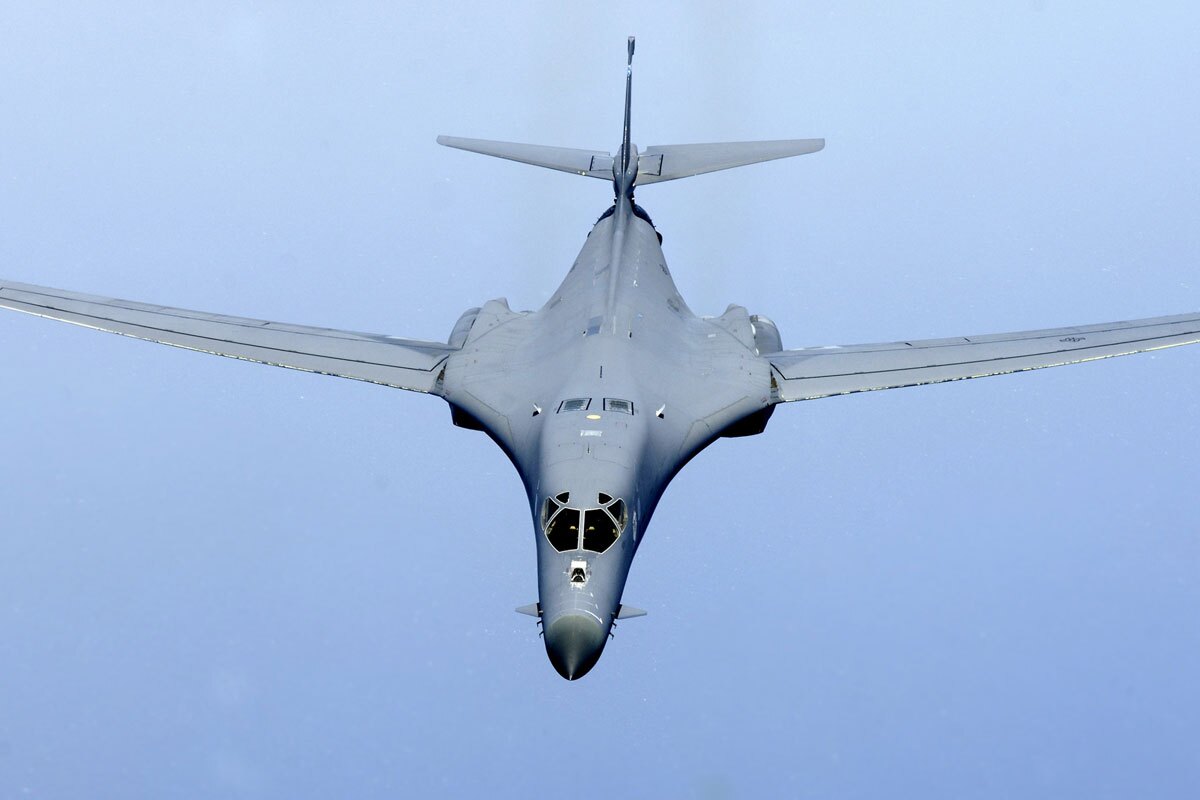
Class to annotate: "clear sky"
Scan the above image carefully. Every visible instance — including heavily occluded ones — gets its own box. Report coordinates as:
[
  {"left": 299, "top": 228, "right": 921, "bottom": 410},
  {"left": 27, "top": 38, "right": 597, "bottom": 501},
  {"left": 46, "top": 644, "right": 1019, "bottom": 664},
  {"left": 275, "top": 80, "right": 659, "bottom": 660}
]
[{"left": 2, "top": 3, "right": 1198, "bottom": 798}]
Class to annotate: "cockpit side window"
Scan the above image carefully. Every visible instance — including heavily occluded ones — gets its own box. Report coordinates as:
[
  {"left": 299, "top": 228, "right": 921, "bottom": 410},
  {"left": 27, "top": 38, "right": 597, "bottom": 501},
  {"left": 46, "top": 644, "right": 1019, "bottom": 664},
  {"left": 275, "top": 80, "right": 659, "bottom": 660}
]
[
  {"left": 610, "top": 499, "right": 627, "bottom": 529},
  {"left": 542, "top": 497, "right": 560, "bottom": 528}
]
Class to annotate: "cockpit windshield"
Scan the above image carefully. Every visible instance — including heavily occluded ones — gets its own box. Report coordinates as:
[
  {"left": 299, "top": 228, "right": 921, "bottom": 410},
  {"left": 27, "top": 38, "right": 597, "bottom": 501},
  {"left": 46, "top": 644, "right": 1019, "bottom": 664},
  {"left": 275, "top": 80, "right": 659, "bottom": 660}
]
[
  {"left": 582, "top": 509, "right": 619, "bottom": 552},
  {"left": 542, "top": 493, "right": 627, "bottom": 554},
  {"left": 546, "top": 508, "right": 580, "bottom": 552}
]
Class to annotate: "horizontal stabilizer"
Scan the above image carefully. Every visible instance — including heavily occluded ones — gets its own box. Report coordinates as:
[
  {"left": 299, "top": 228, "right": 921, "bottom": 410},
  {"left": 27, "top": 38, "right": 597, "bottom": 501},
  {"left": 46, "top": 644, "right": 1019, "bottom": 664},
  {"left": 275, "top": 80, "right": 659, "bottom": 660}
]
[
  {"left": 638, "top": 139, "right": 825, "bottom": 184},
  {"left": 437, "top": 136, "right": 613, "bottom": 179}
]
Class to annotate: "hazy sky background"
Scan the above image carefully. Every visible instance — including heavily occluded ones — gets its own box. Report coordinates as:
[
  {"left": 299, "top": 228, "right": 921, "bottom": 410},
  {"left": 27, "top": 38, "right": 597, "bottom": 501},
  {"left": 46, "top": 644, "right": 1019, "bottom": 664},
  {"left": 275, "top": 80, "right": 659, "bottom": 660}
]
[{"left": 2, "top": 3, "right": 1198, "bottom": 797}]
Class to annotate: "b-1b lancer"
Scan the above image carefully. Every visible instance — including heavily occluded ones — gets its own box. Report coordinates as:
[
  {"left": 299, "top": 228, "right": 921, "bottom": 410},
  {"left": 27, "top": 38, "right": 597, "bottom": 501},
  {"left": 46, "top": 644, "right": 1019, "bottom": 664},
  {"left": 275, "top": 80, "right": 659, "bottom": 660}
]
[{"left": 3, "top": 39, "right": 1199, "bottom": 680}]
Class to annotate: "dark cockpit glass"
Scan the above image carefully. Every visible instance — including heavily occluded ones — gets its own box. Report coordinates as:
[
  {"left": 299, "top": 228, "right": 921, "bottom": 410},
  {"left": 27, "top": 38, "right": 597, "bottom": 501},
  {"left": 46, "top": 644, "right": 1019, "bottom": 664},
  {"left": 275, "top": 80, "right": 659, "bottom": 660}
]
[
  {"left": 542, "top": 493, "right": 627, "bottom": 554},
  {"left": 542, "top": 497, "right": 560, "bottom": 528},
  {"left": 546, "top": 508, "right": 581, "bottom": 552},
  {"left": 582, "top": 509, "right": 619, "bottom": 553},
  {"left": 609, "top": 499, "right": 627, "bottom": 529}
]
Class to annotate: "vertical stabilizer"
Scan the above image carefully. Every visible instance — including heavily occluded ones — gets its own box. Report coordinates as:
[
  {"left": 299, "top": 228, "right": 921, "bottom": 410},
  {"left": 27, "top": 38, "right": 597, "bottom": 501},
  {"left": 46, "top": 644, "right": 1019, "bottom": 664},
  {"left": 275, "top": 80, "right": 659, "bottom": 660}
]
[
  {"left": 614, "top": 36, "right": 638, "bottom": 198},
  {"left": 622, "top": 37, "right": 635, "bottom": 177}
]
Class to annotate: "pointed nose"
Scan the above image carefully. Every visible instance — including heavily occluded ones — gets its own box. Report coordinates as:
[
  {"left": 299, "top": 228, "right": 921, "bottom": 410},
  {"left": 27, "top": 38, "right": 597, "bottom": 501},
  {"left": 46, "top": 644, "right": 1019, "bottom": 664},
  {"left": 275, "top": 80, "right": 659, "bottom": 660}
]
[{"left": 544, "top": 614, "right": 607, "bottom": 680}]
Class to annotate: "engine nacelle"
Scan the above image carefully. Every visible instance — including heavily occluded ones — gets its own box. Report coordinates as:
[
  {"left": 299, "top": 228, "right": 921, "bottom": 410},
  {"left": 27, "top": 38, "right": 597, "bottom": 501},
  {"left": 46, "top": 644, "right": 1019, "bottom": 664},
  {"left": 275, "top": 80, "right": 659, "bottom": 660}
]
[
  {"left": 749, "top": 314, "right": 782, "bottom": 355},
  {"left": 447, "top": 306, "right": 481, "bottom": 348}
]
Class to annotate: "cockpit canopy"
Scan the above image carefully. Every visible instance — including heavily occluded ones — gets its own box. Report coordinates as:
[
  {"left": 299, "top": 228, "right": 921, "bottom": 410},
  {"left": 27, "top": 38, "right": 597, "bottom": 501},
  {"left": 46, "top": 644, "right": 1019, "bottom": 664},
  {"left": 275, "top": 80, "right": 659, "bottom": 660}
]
[{"left": 542, "top": 491, "right": 627, "bottom": 554}]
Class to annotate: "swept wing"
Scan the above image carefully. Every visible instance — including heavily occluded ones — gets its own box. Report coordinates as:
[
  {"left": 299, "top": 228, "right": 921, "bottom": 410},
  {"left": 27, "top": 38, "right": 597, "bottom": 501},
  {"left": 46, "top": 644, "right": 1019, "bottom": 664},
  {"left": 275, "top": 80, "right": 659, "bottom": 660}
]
[
  {"left": 768, "top": 312, "right": 1200, "bottom": 402},
  {"left": 0, "top": 279, "right": 454, "bottom": 394}
]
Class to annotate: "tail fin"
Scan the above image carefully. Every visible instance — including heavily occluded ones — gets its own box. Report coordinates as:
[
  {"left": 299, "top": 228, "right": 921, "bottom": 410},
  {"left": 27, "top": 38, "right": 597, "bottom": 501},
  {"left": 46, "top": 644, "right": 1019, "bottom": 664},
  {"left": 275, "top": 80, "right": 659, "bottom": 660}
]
[
  {"left": 436, "top": 38, "right": 823, "bottom": 189},
  {"left": 617, "top": 36, "right": 635, "bottom": 191}
]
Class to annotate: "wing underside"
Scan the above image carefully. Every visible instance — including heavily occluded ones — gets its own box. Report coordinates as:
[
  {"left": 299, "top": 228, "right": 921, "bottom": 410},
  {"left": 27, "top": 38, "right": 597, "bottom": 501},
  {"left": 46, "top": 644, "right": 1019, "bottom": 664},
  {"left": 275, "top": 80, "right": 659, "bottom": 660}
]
[
  {"left": 0, "top": 279, "right": 454, "bottom": 393},
  {"left": 768, "top": 312, "right": 1200, "bottom": 402}
]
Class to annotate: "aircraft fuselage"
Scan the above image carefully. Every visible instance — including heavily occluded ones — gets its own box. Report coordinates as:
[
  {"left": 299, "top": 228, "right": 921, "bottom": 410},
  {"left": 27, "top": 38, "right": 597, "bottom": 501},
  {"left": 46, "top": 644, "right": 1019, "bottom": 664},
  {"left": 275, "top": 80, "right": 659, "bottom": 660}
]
[{"left": 441, "top": 196, "right": 776, "bottom": 678}]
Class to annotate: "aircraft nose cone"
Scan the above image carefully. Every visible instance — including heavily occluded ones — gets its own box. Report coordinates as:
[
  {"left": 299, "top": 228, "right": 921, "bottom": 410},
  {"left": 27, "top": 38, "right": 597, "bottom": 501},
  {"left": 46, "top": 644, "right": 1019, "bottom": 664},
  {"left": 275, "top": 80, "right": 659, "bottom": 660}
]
[{"left": 544, "top": 614, "right": 607, "bottom": 680}]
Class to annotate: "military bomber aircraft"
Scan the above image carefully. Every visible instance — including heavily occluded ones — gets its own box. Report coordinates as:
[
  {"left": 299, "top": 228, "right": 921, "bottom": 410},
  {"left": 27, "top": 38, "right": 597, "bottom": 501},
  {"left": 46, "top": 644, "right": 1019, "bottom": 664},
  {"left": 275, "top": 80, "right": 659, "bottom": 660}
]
[{"left": 3, "top": 39, "right": 1199, "bottom": 679}]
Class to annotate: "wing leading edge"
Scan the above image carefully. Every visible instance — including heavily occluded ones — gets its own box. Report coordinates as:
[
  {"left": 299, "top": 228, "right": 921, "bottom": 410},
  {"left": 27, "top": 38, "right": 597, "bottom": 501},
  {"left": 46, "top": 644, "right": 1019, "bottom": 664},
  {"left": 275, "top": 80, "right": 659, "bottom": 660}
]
[
  {"left": 0, "top": 279, "right": 455, "bottom": 394},
  {"left": 768, "top": 312, "right": 1200, "bottom": 402}
]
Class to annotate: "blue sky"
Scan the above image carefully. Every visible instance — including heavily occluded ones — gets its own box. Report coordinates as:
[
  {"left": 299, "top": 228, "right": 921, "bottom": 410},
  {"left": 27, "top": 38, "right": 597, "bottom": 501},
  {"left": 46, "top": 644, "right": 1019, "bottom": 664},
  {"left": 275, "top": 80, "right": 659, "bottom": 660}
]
[{"left": 2, "top": 3, "right": 1198, "bottom": 797}]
